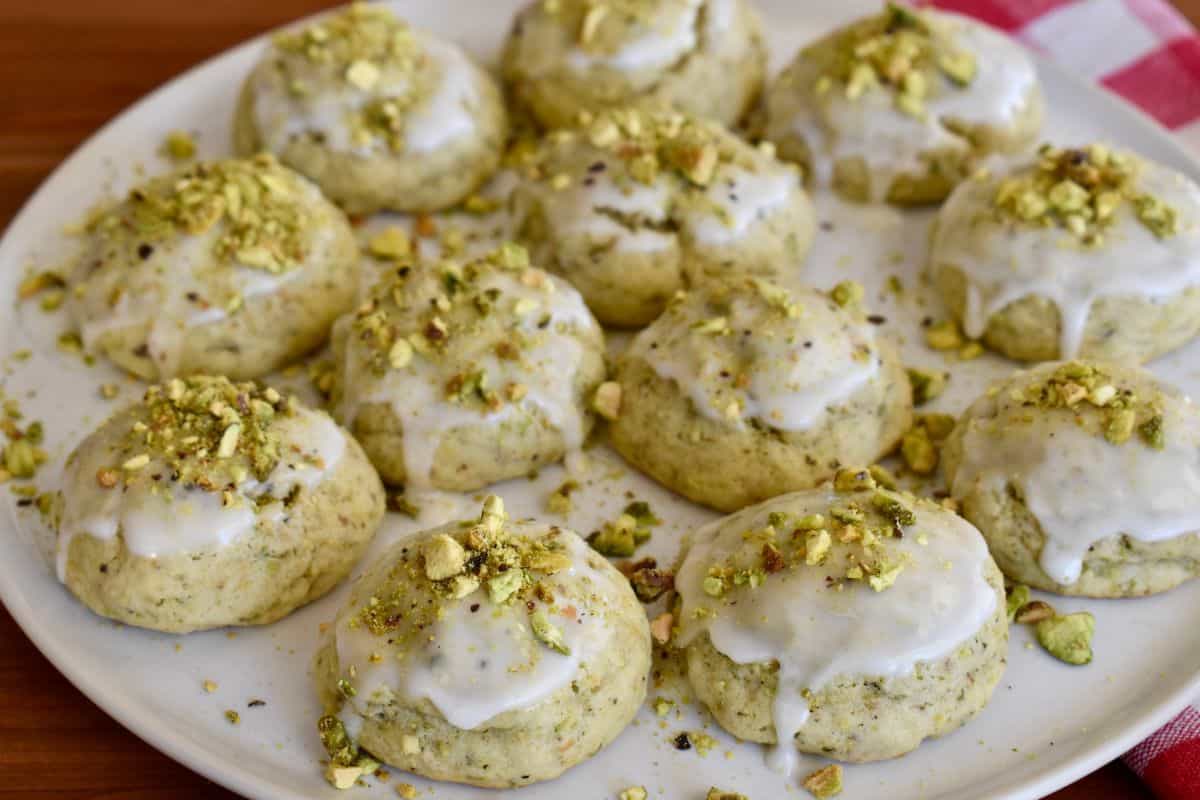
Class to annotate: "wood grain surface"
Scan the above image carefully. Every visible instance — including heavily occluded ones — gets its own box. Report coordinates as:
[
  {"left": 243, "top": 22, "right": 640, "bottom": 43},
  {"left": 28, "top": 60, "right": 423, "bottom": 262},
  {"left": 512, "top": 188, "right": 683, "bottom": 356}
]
[{"left": 3, "top": 2, "right": 1199, "bottom": 798}]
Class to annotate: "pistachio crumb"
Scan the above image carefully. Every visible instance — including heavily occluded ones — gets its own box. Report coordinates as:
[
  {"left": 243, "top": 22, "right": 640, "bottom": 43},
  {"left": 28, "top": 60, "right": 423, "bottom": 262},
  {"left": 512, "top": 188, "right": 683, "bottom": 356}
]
[
  {"left": 592, "top": 381, "right": 622, "bottom": 421},
  {"left": 162, "top": 130, "right": 197, "bottom": 161},
  {"left": 1035, "top": 612, "right": 1095, "bottom": 665},
  {"left": 802, "top": 764, "right": 844, "bottom": 798}
]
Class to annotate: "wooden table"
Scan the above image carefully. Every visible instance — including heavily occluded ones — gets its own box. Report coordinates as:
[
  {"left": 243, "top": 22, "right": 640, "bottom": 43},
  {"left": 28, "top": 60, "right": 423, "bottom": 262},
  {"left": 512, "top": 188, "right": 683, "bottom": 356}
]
[{"left": 2, "top": 2, "right": 1199, "bottom": 797}]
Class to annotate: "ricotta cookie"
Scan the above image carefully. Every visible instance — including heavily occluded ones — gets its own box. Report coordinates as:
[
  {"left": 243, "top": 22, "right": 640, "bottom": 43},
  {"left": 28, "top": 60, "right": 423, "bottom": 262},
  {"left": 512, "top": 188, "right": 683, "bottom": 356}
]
[
  {"left": 314, "top": 496, "right": 650, "bottom": 788},
  {"left": 56, "top": 376, "right": 385, "bottom": 634},
  {"left": 67, "top": 154, "right": 358, "bottom": 381},
  {"left": 931, "top": 144, "right": 1200, "bottom": 363},
  {"left": 234, "top": 3, "right": 507, "bottom": 214},
  {"left": 763, "top": 3, "right": 1042, "bottom": 204},
  {"left": 501, "top": 0, "right": 766, "bottom": 130},
  {"left": 943, "top": 360, "right": 1200, "bottom": 597},
  {"left": 515, "top": 107, "right": 814, "bottom": 327},
  {"left": 332, "top": 244, "right": 606, "bottom": 491},
  {"left": 610, "top": 281, "right": 911, "bottom": 511},
  {"left": 676, "top": 478, "right": 1006, "bottom": 767}
]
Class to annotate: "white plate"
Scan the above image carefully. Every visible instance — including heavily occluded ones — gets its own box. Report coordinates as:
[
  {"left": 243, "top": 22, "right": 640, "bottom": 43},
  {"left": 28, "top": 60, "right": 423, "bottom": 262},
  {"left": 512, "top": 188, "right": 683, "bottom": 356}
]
[{"left": 3, "top": 2, "right": 1199, "bottom": 799}]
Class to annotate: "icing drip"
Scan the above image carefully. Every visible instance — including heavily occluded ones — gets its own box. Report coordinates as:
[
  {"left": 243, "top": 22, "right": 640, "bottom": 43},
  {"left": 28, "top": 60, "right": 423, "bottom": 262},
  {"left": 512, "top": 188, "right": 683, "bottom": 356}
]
[
  {"left": 949, "top": 363, "right": 1200, "bottom": 585},
  {"left": 629, "top": 287, "right": 879, "bottom": 431},
  {"left": 56, "top": 406, "right": 345, "bottom": 581},
  {"left": 932, "top": 158, "right": 1200, "bottom": 359},
  {"left": 675, "top": 492, "right": 997, "bottom": 776}
]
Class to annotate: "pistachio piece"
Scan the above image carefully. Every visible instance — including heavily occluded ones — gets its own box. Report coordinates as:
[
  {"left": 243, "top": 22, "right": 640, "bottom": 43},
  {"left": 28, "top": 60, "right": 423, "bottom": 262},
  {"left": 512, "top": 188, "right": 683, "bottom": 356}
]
[
  {"left": 530, "top": 609, "right": 570, "bottom": 655},
  {"left": 830, "top": 280, "right": 864, "bottom": 308},
  {"left": 907, "top": 367, "right": 947, "bottom": 406},
  {"left": 422, "top": 534, "right": 467, "bottom": 580},
  {"left": 802, "top": 764, "right": 844, "bottom": 798},
  {"left": 619, "top": 788, "right": 648, "bottom": 800},
  {"left": 593, "top": 381, "right": 622, "bottom": 421},
  {"left": 1014, "top": 599, "right": 1055, "bottom": 625},
  {"left": 1035, "top": 612, "right": 1095, "bottom": 665},
  {"left": 487, "top": 568, "right": 524, "bottom": 604},
  {"left": 833, "top": 467, "right": 876, "bottom": 492},
  {"left": 900, "top": 426, "right": 937, "bottom": 474},
  {"left": 706, "top": 790, "right": 748, "bottom": 800},
  {"left": 1005, "top": 584, "right": 1030, "bottom": 621}
]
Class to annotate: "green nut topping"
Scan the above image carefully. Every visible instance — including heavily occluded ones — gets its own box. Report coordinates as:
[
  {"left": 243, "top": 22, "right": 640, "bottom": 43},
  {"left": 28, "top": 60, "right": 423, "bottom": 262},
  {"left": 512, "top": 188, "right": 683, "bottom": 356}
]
[
  {"left": 1005, "top": 584, "right": 1031, "bottom": 621},
  {"left": 816, "top": 3, "right": 977, "bottom": 119},
  {"left": 89, "top": 154, "right": 311, "bottom": 273},
  {"left": 1035, "top": 611, "right": 1095, "bottom": 666},
  {"left": 994, "top": 144, "right": 1179, "bottom": 245},
  {"left": 588, "top": 505, "right": 655, "bottom": 557},
  {"left": 802, "top": 764, "right": 844, "bottom": 798},
  {"left": 530, "top": 609, "right": 571, "bottom": 655},
  {"left": 907, "top": 367, "right": 948, "bottom": 406},
  {"left": 1014, "top": 361, "right": 1166, "bottom": 450}
]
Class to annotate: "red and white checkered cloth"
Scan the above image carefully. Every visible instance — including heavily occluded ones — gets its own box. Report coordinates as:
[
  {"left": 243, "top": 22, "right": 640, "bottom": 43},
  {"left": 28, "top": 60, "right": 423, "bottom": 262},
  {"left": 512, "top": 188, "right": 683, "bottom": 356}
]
[{"left": 920, "top": 1, "right": 1200, "bottom": 797}]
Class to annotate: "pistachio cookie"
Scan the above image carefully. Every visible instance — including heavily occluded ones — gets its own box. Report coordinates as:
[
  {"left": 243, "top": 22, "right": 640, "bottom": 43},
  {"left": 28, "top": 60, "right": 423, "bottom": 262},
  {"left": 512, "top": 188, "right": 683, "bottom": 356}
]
[
  {"left": 763, "top": 3, "right": 1042, "bottom": 204},
  {"left": 331, "top": 244, "right": 606, "bottom": 491},
  {"left": 67, "top": 154, "right": 358, "bottom": 381},
  {"left": 234, "top": 3, "right": 507, "bottom": 214},
  {"left": 931, "top": 144, "right": 1200, "bottom": 363},
  {"left": 609, "top": 280, "right": 911, "bottom": 511},
  {"left": 514, "top": 107, "right": 814, "bottom": 327},
  {"left": 501, "top": 0, "right": 766, "bottom": 130},
  {"left": 313, "top": 496, "right": 650, "bottom": 789},
  {"left": 943, "top": 361, "right": 1200, "bottom": 597},
  {"left": 676, "top": 476, "right": 1006, "bottom": 767},
  {"left": 56, "top": 376, "right": 385, "bottom": 634}
]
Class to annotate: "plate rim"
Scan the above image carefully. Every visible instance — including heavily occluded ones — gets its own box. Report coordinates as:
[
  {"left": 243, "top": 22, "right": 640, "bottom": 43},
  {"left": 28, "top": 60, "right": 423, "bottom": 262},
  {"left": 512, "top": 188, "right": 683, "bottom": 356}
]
[{"left": 2, "top": 7, "right": 1199, "bottom": 800}]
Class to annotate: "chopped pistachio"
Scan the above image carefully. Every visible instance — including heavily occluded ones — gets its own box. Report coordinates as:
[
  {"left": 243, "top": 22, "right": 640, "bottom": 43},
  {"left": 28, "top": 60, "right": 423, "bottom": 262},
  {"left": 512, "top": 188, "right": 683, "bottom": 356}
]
[
  {"left": 3, "top": 440, "right": 40, "bottom": 479},
  {"left": 162, "top": 130, "right": 197, "bottom": 161},
  {"left": 530, "top": 610, "right": 570, "bottom": 655},
  {"left": 1005, "top": 584, "right": 1030, "bottom": 621},
  {"left": 368, "top": 227, "right": 412, "bottom": 260},
  {"left": 1035, "top": 612, "right": 1095, "bottom": 665},
  {"left": 924, "top": 320, "right": 964, "bottom": 351},
  {"left": 907, "top": 367, "right": 947, "bottom": 406},
  {"left": 593, "top": 381, "right": 622, "bottom": 421},
  {"left": 618, "top": 788, "right": 648, "bottom": 800},
  {"left": 706, "top": 790, "right": 748, "bottom": 800},
  {"left": 830, "top": 280, "right": 864, "bottom": 308},
  {"left": 802, "top": 764, "right": 844, "bottom": 798},
  {"left": 224, "top": 709, "right": 240, "bottom": 725},
  {"left": 17, "top": 270, "right": 65, "bottom": 301},
  {"left": 422, "top": 534, "right": 467, "bottom": 580},
  {"left": 546, "top": 480, "right": 578, "bottom": 515},
  {"left": 487, "top": 568, "right": 524, "bottom": 604},
  {"left": 901, "top": 426, "right": 937, "bottom": 475},
  {"left": 1014, "top": 599, "right": 1056, "bottom": 625}
]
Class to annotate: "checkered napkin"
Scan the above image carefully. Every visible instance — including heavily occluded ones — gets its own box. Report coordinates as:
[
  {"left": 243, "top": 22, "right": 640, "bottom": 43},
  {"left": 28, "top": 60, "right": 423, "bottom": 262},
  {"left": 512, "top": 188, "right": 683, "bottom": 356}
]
[{"left": 920, "top": 1, "right": 1200, "bottom": 797}]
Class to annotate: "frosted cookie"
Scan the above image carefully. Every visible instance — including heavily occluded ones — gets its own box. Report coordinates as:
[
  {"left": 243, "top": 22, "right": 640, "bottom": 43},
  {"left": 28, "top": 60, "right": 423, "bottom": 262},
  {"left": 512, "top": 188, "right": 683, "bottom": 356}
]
[
  {"left": 515, "top": 107, "right": 814, "bottom": 327},
  {"left": 67, "top": 155, "right": 358, "bottom": 381},
  {"left": 501, "top": 0, "right": 766, "bottom": 130},
  {"left": 313, "top": 496, "right": 650, "bottom": 789},
  {"left": 56, "top": 376, "right": 385, "bottom": 634},
  {"left": 676, "top": 478, "right": 1006, "bottom": 767},
  {"left": 943, "top": 360, "right": 1200, "bottom": 597},
  {"left": 931, "top": 144, "right": 1200, "bottom": 363},
  {"left": 234, "top": 3, "right": 507, "bottom": 214},
  {"left": 609, "top": 281, "right": 911, "bottom": 511},
  {"left": 331, "top": 243, "right": 605, "bottom": 491},
  {"left": 763, "top": 3, "right": 1042, "bottom": 205}
]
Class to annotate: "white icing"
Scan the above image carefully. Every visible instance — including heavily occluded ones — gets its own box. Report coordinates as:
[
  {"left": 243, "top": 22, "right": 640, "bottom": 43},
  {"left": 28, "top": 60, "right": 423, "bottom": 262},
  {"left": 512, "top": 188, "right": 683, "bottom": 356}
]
[
  {"left": 949, "top": 364, "right": 1200, "bottom": 585},
  {"left": 675, "top": 492, "right": 998, "bottom": 776},
  {"left": 772, "top": 10, "right": 1039, "bottom": 200},
  {"left": 334, "top": 529, "right": 619, "bottom": 730},
  {"left": 253, "top": 31, "right": 480, "bottom": 157},
  {"left": 680, "top": 164, "right": 797, "bottom": 246},
  {"left": 543, "top": 170, "right": 676, "bottom": 255},
  {"left": 630, "top": 288, "right": 880, "bottom": 431},
  {"left": 336, "top": 267, "right": 601, "bottom": 488},
  {"left": 56, "top": 407, "right": 346, "bottom": 582},
  {"left": 565, "top": 0, "right": 701, "bottom": 74},
  {"left": 932, "top": 159, "right": 1200, "bottom": 359}
]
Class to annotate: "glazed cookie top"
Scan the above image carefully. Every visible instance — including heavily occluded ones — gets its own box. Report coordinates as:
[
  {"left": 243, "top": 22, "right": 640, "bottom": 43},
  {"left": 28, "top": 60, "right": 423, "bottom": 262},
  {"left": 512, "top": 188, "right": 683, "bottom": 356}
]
[
  {"left": 336, "top": 243, "right": 603, "bottom": 487},
  {"left": 773, "top": 3, "right": 1038, "bottom": 196},
  {"left": 675, "top": 472, "right": 998, "bottom": 775},
  {"left": 948, "top": 360, "right": 1200, "bottom": 586},
  {"left": 325, "top": 496, "right": 630, "bottom": 736},
  {"left": 521, "top": 106, "right": 805, "bottom": 254},
  {"left": 57, "top": 375, "right": 346, "bottom": 579},
  {"left": 250, "top": 3, "right": 485, "bottom": 157},
  {"left": 932, "top": 144, "right": 1200, "bottom": 358},
  {"left": 625, "top": 280, "right": 880, "bottom": 431},
  {"left": 510, "top": 0, "right": 748, "bottom": 84},
  {"left": 69, "top": 154, "right": 342, "bottom": 377}
]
